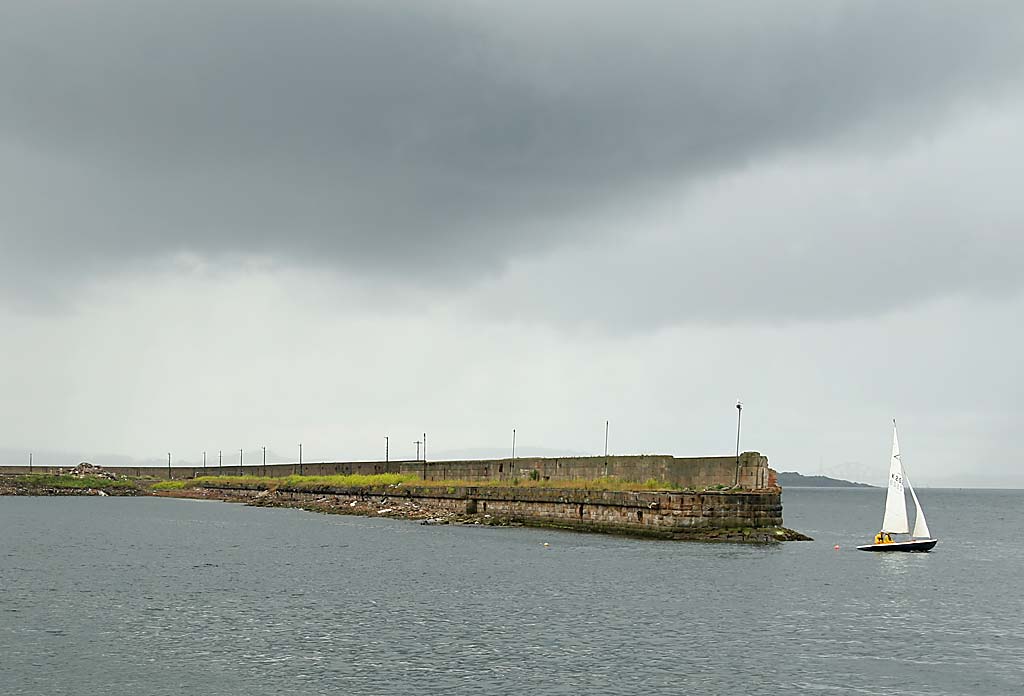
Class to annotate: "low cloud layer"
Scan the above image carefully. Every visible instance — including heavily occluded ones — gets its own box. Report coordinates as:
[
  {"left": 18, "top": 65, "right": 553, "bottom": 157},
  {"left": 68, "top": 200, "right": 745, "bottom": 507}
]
[
  {"left": 3, "top": 2, "right": 1023, "bottom": 484},
  {"left": 3, "top": 1, "right": 1023, "bottom": 321}
]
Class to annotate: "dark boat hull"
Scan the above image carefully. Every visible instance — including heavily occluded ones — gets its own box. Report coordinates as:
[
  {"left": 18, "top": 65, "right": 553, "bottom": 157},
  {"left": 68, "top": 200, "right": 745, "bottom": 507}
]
[{"left": 856, "top": 539, "right": 938, "bottom": 552}]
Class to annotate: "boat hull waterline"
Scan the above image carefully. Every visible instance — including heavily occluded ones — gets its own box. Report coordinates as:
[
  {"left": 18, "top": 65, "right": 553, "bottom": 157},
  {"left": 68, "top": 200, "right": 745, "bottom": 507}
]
[{"left": 856, "top": 538, "right": 938, "bottom": 553}]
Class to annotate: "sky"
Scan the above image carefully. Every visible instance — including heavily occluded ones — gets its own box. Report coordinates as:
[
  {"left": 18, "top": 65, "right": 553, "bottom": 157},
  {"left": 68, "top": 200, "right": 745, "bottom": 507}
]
[{"left": 2, "top": 1, "right": 1022, "bottom": 486}]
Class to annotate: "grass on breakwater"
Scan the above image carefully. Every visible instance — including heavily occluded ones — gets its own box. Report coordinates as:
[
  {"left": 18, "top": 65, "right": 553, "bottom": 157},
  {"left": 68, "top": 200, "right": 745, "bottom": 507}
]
[
  {"left": 417, "top": 476, "right": 691, "bottom": 491},
  {"left": 14, "top": 474, "right": 136, "bottom": 490},
  {"left": 150, "top": 480, "right": 187, "bottom": 490},
  {"left": 152, "top": 473, "right": 417, "bottom": 491},
  {"left": 152, "top": 473, "right": 698, "bottom": 492}
]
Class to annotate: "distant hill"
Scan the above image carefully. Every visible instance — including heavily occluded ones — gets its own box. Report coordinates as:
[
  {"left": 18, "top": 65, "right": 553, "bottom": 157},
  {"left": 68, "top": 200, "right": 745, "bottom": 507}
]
[{"left": 778, "top": 471, "right": 875, "bottom": 488}]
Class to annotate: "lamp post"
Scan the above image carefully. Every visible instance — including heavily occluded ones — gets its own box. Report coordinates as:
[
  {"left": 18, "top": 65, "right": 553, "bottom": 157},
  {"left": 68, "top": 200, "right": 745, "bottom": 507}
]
[
  {"left": 735, "top": 401, "right": 743, "bottom": 462},
  {"left": 604, "top": 420, "right": 609, "bottom": 457},
  {"left": 735, "top": 400, "right": 743, "bottom": 486},
  {"left": 414, "top": 440, "right": 422, "bottom": 461},
  {"left": 239, "top": 449, "right": 243, "bottom": 477},
  {"left": 423, "top": 433, "right": 427, "bottom": 462},
  {"left": 29, "top": 452, "right": 32, "bottom": 474},
  {"left": 203, "top": 451, "right": 207, "bottom": 470},
  {"left": 167, "top": 452, "right": 171, "bottom": 480},
  {"left": 385, "top": 436, "right": 389, "bottom": 463},
  {"left": 512, "top": 428, "right": 516, "bottom": 460},
  {"left": 298, "top": 443, "right": 303, "bottom": 476},
  {"left": 219, "top": 450, "right": 223, "bottom": 473},
  {"left": 262, "top": 446, "right": 266, "bottom": 477}
]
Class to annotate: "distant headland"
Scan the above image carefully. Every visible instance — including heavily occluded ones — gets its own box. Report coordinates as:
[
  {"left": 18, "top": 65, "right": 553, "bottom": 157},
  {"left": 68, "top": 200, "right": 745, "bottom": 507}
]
[{"left": 777, "top": 471, "right": 875, "bottom": 488}]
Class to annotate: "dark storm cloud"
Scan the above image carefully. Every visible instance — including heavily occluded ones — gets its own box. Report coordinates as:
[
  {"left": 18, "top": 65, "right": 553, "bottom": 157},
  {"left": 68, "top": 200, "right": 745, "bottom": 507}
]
[{"left": 2, "top": 1, "right": 1023, "bottom": 303}]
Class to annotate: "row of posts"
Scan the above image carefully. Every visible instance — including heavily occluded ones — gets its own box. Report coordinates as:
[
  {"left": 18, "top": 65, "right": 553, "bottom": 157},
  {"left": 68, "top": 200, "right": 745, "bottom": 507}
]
[
  {"left": 27, "top": 406, "right": 746, "bottom": 480},
  {"left": 162, "top": 433, "right": 428, "bottom": 480}
]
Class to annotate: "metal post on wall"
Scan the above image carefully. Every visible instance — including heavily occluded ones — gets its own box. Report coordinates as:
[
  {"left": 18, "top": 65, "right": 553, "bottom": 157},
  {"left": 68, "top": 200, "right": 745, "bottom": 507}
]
[
  {"left": 29, "top": 452, "right": 33, "bottom": 474},
  {"left": 385, "top": 436, "right": 389, "bottom": 463},
  {"left": 512, "top": 428, "right": 516, "bottom": 460},
  {"left": 262, "top": 446, "right": 266, "bottom": 477},
  {"left": 203, "top": 451, "right": 207, "bottom": 470},
  {"left": 298, "top": 443, "right": 303, "bottom": 476},
  {"left": 219, "top": 450, "right": 223, "bottom": 473},
  {"left": 239, "top": 449, "right": 243, "bottom": 477},
  {"left": 423, "top": 433, "right": 427, "bottom": 462},
  {"left": 167, "top": 452, "right": 171, "bottom": 480}
]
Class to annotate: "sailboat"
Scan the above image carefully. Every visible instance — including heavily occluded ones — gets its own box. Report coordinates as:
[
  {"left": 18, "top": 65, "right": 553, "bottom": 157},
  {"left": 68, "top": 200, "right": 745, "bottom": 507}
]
[{"left": 857, "top": 421, "right": 938, "bottom": 552}]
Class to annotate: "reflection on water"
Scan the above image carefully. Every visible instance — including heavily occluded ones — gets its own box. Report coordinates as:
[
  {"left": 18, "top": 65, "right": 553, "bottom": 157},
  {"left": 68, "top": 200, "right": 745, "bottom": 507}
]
[{"left": 1, "top": 489, "right": 1022, "bottom": 695}]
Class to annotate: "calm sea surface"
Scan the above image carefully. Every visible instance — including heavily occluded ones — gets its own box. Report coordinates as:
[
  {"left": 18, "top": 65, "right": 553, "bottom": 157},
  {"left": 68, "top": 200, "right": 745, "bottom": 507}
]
[{"left": 2, "top": 489, "right": 1023, "bottom": 695}]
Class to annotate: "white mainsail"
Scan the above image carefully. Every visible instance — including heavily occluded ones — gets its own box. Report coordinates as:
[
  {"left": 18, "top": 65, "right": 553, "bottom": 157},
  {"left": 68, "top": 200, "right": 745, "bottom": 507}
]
[{"left": 881, "top": 423, "right": 910, "bottom": 534}]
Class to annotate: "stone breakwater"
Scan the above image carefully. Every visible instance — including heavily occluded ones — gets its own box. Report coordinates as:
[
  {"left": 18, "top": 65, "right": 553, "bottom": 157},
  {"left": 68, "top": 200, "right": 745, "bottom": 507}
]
[{"left": 158, "top": 483, "right": 810, "bottom": 543}]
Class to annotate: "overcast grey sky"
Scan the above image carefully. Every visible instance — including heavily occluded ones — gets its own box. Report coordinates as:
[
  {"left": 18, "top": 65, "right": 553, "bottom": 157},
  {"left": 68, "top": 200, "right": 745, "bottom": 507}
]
[{"left": 2, "top": 1, "right": 1022, "bottom": 486}]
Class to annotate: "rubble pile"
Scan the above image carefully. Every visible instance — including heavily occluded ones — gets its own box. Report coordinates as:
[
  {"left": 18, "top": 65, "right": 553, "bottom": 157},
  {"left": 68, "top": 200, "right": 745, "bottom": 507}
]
[{"left": 59, "top": 462, "right": 121, "bottom": 480}]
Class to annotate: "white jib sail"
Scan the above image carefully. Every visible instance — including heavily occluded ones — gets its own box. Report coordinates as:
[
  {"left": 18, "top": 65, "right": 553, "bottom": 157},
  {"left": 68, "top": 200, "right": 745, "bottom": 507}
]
[
  {"left": 881, "top": 424, "right": 910, "bottom": 534},
  {"left": 905, "top": 470, "right": 931, "bottom": 539}
]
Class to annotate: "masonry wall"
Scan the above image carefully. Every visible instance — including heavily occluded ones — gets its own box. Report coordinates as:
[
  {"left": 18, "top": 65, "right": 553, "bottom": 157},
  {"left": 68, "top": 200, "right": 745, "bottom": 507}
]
[
  {"left": 191, "top": 483, "right": 786, "bottom": 539},
  {"left": 0, "top": 451, "right": 776, "bottom": 490}
]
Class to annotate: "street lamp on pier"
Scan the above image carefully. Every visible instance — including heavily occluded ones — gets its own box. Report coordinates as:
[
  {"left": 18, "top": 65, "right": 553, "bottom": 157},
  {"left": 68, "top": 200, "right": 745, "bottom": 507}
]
[
  {"left": 735, "top": 400, "right": 743, "bottom": 486},
  {"left": 735, "top": 400, "right": 743, "bottom": 463}
]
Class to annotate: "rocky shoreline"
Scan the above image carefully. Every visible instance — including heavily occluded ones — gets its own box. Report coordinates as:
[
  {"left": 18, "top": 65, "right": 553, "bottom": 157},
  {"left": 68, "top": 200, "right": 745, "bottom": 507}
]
[
  {"left": 157, "top": 485, "right": 498, "bottom": 526},
  {"left": 0, "top": 480, "right": 140, "bottom": 496}
]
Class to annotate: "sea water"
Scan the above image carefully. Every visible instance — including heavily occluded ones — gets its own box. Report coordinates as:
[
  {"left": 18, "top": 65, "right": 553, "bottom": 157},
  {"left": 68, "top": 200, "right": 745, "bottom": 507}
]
[{"left": 2, "top": 489, "right": 1022, "bottom": 695}]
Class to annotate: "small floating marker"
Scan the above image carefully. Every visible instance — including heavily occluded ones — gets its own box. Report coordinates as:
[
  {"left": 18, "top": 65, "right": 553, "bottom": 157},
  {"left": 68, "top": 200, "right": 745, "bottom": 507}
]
[
  {"left": 542, "top": 542, "right": 550, "bottom": 547},
  {"left": 834, "top": 545, "right": 840, "bottom": 550}
]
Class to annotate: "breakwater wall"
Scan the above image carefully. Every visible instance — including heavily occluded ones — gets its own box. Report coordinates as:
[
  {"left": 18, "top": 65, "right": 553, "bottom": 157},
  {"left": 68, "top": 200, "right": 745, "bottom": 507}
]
[
  {"left": 168, "top": 482, "right": 800, "bottom": 542},
  {"left": 0, "top": 451, "right": 776, "bottom": 490}
]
